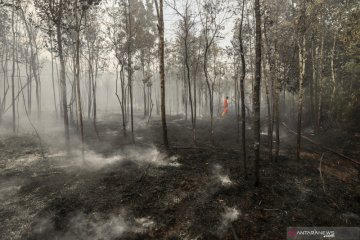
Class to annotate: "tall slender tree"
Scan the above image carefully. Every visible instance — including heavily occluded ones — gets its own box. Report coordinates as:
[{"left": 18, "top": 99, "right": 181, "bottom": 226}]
[
  {"left": 296, "top": 0, "right": 307, "bottom": 161},
  {"left": 254, "top": 0, "right": 262, "bottom": 186},
  {"left": 34, "top": 0, "right": 71, "bottom": 150},
  {"left": 168, "top": 0, "right": 197, "bottom": 142},
  {"left": 239, "top": 0, "right": 247, "bottom": 178},
  {"left": 154, "top": 0, "right": 169, "bottom": 147}
]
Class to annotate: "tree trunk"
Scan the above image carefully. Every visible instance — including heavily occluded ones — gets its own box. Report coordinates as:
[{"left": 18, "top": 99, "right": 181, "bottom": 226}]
[
  {"left": 296, "top": 7, "right": 306, "bottom": 161},
  {"left": 127, "top": 0, "right": 135, "bottom": 143},
  {"left": 19, "top": 7, "right": 41, "bottom": 118},
  {"left": 239, "top": 0, "right": 247, "bottom": 178},
  {"left": 193, "top": 58, "right": 198, "bottom": 142},
  {"left": 56, "top": 21, "right": 70, "bottom": 151},
  {"left": 0, "top": 45, "right": 10, "bottom": 123},
  {"left": 316, "top": 32, "right": 324, "bottom": 133},
  {"left": 50, "top": 37, "right": 58, "bottom": 117},
  {"left": 88, "top": 57, "right": 93, "bottom": 119},
  {"left": 11, "top": 1, "right": 16, "bottom": 133},
  {"left": 55, "top": 57, "right": 63, "bottom": 118},
  {"left": 92, "top": 57, "right": 100, "bottom": 139},
  {"left": 115, "top": 64, "right": 127, "bottom": 136},
  {"left": 274, "top": 89, "right": 280, "bottom": 159},
  {"left": 234, "top": 66, "right": 240, "bottom": 143},
  {"left": 183, "top": 63, "right": 188, "bottom": 120},
  {"left": 274, "top": 49, "right": 280, "bottom": 160},
  {"left": 204, "top": 46, "right": 214, "bottom": 143},
  {"left": 331, "top": 33, "right": 337, "bottom": 107},
  {"left": 263, "top": 57, "right": 273, "bottom": 161},
  {"left": 310, "top": 40, "right": 315, "bottom": 132},
  {"left": 155, "top": 0, "right": 169, "bottom": 147},
  {"left": 75, "top": 0, "right": 84, "bottom": 157},
  {"left": 184, "top": 27, "right": 195, "bottom": 143},
  {"left": 143, "top": 82, "right": 147, "bottom": 117},
  {"left": 254, "top": 0, "right": 262, "bottom": 186}
]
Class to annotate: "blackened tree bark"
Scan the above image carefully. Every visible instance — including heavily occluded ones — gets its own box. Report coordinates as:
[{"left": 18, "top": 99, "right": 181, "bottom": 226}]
[
  {"left": 316, "top": 32, "right": 324, "bottom": 133},
  {"left": 50, "top": 36, "right": 58, "bottom": 117},
  {"left": 263, "top": 55, "right": 273, "bottom": 161},
  {"left": 74, "top": 0, "right": 84, "bottom": 156},
  {"left": 239, "top": 0, "right": 247, "bottom": 178},
  {"left": 254, "top": 0, "right": 262, "bottom": 186},
  {"left": 155, "top": 0, "right": 169, "bottom": 147},
  {"left": 11, "top": 0, "right": 16, "bottom": 132},
  {"left": 0, "top": 44, "right": 10, "bottom": 123},
  {"left": 296, "top": 0, "right": 307, "bottom": 161},
  {"left": 274, "top": 46, "right": 280, "bottom": 160},
  {"left": 127, "top": 0, "right": 135, "bottom": 143},
  {"left": 56, "top": 19, "right": 70, "bottom": 151}
]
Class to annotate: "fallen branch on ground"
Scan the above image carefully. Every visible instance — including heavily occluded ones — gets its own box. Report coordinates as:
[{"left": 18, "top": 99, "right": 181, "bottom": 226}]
[
  {"left": 281, "top": 122, "right": 360, "bottom": 166},
  {"left": 319, "top": 153, "right": 326, "bottom": 193},
  {"left": 263, "top": 208, "right": 282, "bottom": 211},
  {"left": 231, "top": 222, "right": 240, "bottom": 240},
  {"left": 170, "top": 145, "right": 241, "bottom": 153}
]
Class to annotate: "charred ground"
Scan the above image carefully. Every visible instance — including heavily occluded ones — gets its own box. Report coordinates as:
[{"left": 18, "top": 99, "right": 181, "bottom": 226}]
[{"left": 0, "top": 113, "right": 359, "bottom": 240}]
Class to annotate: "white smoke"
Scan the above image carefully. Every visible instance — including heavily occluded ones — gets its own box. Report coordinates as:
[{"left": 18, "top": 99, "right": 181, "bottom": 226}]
[
  {"left": 3, "top": 145, "right": 180, "bottom": 173},
  {"left": 32, "top": 212, "right": 156, "bottom": 240},
  {"left": 222, "top": 207, "right": 240, "bottom": 223},
  {"left": 219, "top": 206, "right": 241, "bottom": 234},
  {"left": 65, "top": 213, "right": 128, "bottom": 240},
  {"left": 0, "top": 179, "right": 23, "bottom": 201},
  {"left": 212, "top": 164, "right": 233, "bottom": 186}
]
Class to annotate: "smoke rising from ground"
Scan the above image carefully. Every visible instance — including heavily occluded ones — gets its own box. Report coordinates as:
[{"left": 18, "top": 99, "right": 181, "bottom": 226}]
[
  {"left": 0, "top": 112, "right": 250, "bottom": 239},
  {"left": 213, "top": 164, "right": 233, "bottom": 186},
  {"left": 31, "top": 211, "right": 156, "bottom": 240},
  {"left": 2, "top": 143, "right": 180, "bottom": 174},
  {"left": 218, "top": 206, "right": 241, "bottom": 236}
]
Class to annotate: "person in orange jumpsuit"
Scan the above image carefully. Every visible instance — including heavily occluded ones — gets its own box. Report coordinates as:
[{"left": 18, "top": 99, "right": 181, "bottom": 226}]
[{"left": 222, "top": 96, "right": 229, "bottom": 117}]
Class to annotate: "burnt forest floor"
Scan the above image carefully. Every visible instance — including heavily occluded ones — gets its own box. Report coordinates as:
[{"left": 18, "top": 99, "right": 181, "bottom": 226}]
[{"left": 0, "top": 112, "right": 359, "bottom": 240}]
